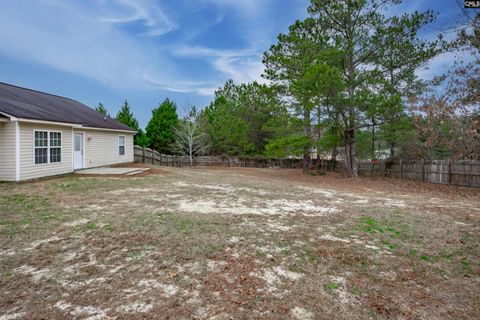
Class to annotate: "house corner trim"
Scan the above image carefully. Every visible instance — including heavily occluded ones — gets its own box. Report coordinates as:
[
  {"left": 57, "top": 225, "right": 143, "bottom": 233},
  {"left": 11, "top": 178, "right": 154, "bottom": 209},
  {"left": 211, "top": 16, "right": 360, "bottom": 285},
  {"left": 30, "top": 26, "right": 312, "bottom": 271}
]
[{"left": 15, "top": 121, "right": 20, "bottom": 181}]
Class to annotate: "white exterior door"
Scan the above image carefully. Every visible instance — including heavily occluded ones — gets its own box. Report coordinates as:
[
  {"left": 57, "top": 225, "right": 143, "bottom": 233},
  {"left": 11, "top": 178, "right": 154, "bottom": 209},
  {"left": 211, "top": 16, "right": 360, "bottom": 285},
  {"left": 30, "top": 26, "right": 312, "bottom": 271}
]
[{"left": 74, "top": 133, "right": 84, "bottom": 170}]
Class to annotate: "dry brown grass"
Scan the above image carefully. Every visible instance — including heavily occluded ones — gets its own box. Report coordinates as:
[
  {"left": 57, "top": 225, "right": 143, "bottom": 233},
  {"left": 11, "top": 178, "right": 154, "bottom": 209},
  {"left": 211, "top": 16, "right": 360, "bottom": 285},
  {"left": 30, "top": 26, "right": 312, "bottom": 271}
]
[{"left": 1, "top": 165, "right": 479, "bottom": 319}]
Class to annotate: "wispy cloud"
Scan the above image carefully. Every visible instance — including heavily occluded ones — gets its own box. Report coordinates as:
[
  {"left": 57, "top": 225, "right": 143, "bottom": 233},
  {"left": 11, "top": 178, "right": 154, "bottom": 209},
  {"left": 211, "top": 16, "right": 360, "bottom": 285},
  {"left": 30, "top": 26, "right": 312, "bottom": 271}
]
[
  {"left": 98, "top": 0, "right": 177, "bottom": 36},
  {"left": 174, "top": 45, "right": 265, "bottom": 84},
  {"left": 143, "top": 73, "right": 218, "bottom": 96}
]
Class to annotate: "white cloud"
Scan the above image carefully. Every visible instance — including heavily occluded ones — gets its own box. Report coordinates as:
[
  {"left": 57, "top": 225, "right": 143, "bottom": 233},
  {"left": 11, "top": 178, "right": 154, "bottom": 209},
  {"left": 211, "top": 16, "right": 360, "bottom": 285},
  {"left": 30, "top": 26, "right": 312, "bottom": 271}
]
[
  {"left": 212, "top": 56, "right": 265, "bottom": 84},
  {"left": 174, "top": 45, "right": 265, "bottom": 84},
  {"left": 416, "top": 51, "right": 458, "bottom": 80},
  {"left": 143, "top": 73, "right": 218, "bottom": 96},
  {"left": 98, "top": 0, "right": 177, "bottom": 36}
]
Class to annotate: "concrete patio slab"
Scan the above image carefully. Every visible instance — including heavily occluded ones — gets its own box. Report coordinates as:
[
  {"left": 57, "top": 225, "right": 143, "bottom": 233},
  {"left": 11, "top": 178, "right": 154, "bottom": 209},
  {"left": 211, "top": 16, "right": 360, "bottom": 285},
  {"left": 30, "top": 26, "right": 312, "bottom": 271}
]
[{"left": 75, "top": 167, "right": 150, "bottom": 176}]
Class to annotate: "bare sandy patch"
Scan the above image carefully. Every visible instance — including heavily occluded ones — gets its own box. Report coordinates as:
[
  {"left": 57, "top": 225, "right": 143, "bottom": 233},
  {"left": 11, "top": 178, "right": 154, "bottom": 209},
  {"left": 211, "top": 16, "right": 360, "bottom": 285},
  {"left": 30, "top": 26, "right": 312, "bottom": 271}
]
[
  {"left": 54, "top": 301, "right": 109, "bottom": 319},
  {"left": 329, "top": 276, "right": 354, "bottom": 305},
  {"left": 118, "top": 302, "right": 153, "bottom": 313},
  {"left": 175, "top": 198, "right": 340, "bottom": 217},
  {"left": 227, "top": 236, "right": 244, "bottom": 244},
  {"left": 272, "top": 266, "right": 303, "bottom": 281},
  {"left": 298, "top": 186, "right": 337, "bottom": 198},
  {"left": 320, "top": 234, "right": 351, "bottom": 243},
  {"left": 63, "top": 218, "right": 89, "bottom": 227},
  {"left": 15, "top": 265, "right": 51, "bottom": 282},
  {"left": 291, "top": 306, "right": 314, "bottom": 320},
  {"left": 24, "top": 236, "right": 63, "bottom": 251},
  {"left": 207, "top": 259, "right": 227, "bottom": 272},
  {"left": 107, "top": 188, "right": 153, "bottom": 195},
  {"left": 0, "top": 312, "right": 26, "bottom": 320},
  {"left": 251, "top": 266, "right": 303, "bottom": 295}
]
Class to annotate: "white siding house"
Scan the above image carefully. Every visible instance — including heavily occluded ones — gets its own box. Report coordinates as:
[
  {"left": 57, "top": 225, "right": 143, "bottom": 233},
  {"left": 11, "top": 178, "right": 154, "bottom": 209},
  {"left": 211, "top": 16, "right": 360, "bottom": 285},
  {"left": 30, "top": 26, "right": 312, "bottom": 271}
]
[
  {"left": 0, "top": 119, "right": 16, "bottom": 181},
  {"left": 0, "top": 83, "right": 136, "bottom": 181},
  {"left": 75, "top": 128, "right": 134, "bottom": 169}
]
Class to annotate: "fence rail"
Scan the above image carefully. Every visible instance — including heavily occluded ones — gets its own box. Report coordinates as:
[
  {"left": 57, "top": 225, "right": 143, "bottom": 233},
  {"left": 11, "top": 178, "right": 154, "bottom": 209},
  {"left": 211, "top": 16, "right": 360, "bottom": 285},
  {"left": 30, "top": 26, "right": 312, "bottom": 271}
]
[
  {"left": 134, "top": 146, "right": 480, "bottom": 188},
  {"left": 134, "top": 146, "right": 305, "bottom": 168}
]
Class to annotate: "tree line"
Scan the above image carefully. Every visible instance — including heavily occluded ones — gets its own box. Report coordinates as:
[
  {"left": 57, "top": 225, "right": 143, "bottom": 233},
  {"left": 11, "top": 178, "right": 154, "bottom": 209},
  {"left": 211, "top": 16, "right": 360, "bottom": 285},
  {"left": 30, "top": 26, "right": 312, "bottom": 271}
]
[{"left": 96, "top": 1, "right": 479, "bottom": 176}]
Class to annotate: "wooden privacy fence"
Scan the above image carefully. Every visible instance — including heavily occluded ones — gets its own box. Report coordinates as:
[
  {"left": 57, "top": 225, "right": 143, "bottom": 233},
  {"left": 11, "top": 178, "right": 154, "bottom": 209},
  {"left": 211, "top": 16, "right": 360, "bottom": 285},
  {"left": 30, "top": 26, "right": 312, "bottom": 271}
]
[
  {"left": 134, "top": 146, "right": 305, "bottom": 168},
  {"left": 358, "top": 159, "right": 480, "bottom": 188},
  {"left": 134, "top": 146, "right": 480, "bottom": 188}
]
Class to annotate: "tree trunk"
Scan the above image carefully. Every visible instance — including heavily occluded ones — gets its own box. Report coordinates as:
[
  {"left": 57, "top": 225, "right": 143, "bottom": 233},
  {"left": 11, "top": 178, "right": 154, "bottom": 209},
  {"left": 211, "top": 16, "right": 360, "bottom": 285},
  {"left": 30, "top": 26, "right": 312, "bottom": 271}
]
[
  {"left": 303, "top": 152, "right": 311, "bottom": 173},
  {"left": 389, "top": 142, "right": 395, "bottom": 157},
  {"left": 371, "top": 120, "right": 376, "bottom": 159},
  {"left": 344, "top": 128, "right": 358, "bottom": 177},
  {"left": 331, "top": 147, "right": 337, "bottom": 171},
  {"left": 344, "top": 29, "right": 359, "bottom": 177},
  {"left": 189, "top": 148, "right": 193, "bottom": 168},
  {"left": 303, "top": 105, "right": 312, "bottom": 173}
]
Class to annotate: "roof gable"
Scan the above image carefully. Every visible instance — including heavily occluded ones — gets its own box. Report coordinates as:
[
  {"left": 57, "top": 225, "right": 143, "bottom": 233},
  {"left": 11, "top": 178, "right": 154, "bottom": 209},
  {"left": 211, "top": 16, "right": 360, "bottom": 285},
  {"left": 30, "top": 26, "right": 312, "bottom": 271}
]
[{"left": 0, "top": 82, "right": 135, "bottom": 132}]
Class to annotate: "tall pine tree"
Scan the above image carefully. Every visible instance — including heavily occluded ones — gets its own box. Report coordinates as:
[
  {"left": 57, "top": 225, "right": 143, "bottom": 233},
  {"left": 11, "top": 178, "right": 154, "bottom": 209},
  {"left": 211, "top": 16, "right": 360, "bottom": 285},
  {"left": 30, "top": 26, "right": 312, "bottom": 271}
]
[{"left": 146, "top": 98, "right": 179, "bottom": 153}]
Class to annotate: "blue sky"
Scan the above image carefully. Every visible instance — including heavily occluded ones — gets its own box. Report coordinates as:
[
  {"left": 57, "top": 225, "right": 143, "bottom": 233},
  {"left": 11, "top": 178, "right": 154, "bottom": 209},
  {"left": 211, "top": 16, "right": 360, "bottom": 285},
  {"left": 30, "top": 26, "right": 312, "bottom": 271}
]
[{"left": 0, "top": 0, "right": 470, "bottom": 128}]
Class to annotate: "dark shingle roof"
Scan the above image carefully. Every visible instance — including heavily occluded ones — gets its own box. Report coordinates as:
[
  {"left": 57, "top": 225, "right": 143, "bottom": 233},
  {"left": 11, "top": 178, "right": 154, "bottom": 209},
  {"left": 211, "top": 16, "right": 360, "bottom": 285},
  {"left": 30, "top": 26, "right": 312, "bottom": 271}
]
[{"left": 0, "top": 82, "right": 135, "bottom": 132}]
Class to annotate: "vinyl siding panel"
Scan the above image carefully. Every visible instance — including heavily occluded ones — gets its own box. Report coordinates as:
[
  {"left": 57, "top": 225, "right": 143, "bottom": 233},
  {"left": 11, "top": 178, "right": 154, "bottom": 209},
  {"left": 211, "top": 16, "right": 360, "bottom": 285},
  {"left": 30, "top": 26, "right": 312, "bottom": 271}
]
[
  {"left": 19, "top": 123, "right": 73, "bottom": 180},
  {"left": 0, "top": 121, "right": 17, "bottom": 181},
  {"left": 74, "top": 129, "right": 134, "bottom": 168}
]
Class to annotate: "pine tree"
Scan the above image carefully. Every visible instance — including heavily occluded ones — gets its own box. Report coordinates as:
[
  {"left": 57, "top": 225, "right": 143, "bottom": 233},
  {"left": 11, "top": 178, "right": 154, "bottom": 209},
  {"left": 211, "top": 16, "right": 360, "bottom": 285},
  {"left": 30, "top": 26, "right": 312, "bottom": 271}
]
[
  {"left": 146, "top": 98, "right": 179, "bottom": 154},
  {"left": 116, "top": 100, "right": 148, "bottom": 147},
  {"left": 135, "top": 128, "right": 150, "bottom": 148},
  {"left": 116, "top": 100, "right": 139, "bottom": 130},
  {"left": 95, "top": 103, "right": 110, "bottom": 117}
]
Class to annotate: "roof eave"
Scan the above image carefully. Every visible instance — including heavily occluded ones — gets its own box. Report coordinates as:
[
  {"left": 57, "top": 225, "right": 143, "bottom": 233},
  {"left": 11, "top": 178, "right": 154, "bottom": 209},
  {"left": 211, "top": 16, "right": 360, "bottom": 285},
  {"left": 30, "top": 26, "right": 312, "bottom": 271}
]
[
  {"left": 18, "top": 118, "right": 83, "bottom": 127},
  {"left": 0, "top": 110, "right": 17, "bottom": 121},
  {"left": 79, "top": 126, "right": 137, "bottom": 133},
  {"left": 15, "top": 118, "right": 135, "bottom": 132}
]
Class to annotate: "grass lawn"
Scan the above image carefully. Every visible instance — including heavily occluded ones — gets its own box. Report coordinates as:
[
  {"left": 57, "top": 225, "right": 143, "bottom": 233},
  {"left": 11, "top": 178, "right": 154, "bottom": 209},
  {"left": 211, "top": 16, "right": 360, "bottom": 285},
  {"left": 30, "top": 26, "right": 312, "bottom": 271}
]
[{"left": 1, "top": 166, "right": 479, "bottom": 319}]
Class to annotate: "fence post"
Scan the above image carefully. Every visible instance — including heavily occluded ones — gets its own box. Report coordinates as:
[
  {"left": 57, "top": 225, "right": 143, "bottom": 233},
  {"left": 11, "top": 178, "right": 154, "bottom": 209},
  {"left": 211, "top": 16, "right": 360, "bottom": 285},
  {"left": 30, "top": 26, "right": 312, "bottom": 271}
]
[
  {"left": 400, "top": 159, "right": 403, "bottom": 179},
  {"left": 448, "top": 160, "right": 452, "bottom": 185},
  {"left": 142, "top": 147, "right": 146, "bottom": 163},
  {"left": 422, "top": 159, "right": 425, "bottom": 182}
]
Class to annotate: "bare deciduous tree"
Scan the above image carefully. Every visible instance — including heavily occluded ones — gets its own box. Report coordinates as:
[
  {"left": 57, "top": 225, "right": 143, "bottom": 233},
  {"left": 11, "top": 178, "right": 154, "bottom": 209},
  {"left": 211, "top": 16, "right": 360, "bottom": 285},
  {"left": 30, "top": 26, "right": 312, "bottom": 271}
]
[
  {"left": 404, "top": 13, "right": 480, "bottom": 160},
  {"left": 171, "top": 107, "right": 209, "bottom": 167}
]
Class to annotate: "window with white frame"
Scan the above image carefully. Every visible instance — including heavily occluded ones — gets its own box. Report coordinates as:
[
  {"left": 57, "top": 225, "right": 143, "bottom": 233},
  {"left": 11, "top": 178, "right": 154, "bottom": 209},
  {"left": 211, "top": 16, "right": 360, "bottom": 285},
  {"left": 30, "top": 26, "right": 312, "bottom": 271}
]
[
  {"left": 34, "top": 131, "right": 48, "bottom": 164},
  {"left": 119, "top": 136, "right": 125, "bottom": 155},
  {"left": 49, "top": 132, "right": 62, "bottom": 163},
  {"left": 34, "top": 131, "right": 62, "bottom": 164}
]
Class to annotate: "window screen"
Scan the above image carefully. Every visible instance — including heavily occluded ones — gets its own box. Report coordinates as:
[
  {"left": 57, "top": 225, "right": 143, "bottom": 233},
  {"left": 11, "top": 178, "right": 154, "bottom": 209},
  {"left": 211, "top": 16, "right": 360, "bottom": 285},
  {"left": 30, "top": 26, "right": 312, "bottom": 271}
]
[
  {"left": 34, "top": 131, "right": 48, "bottom": 164},
  {"left": 119, "top": 136, "right": 125, "bottom": 155}
]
